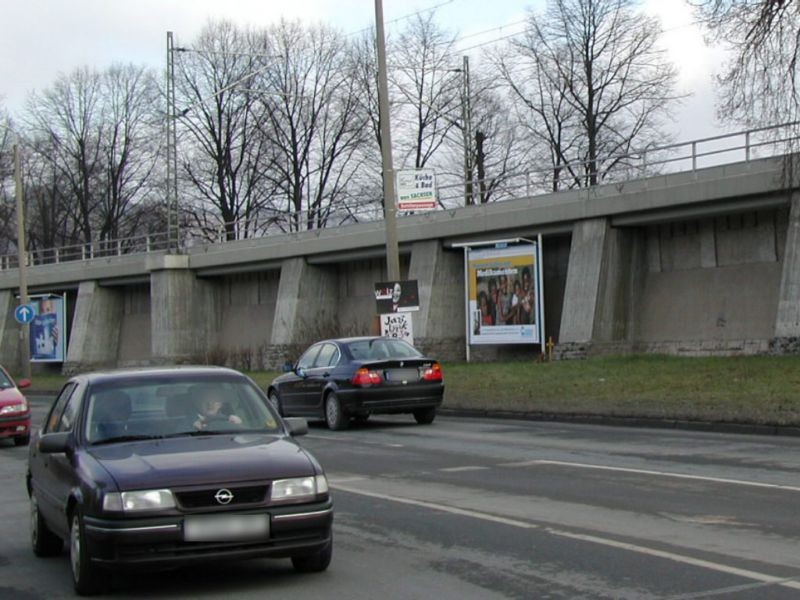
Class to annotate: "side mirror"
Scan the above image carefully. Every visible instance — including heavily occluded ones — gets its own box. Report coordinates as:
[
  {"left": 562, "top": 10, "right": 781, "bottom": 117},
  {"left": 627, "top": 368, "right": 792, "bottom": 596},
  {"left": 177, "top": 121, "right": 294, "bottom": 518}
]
[
  {"left": 38, "top": 432, "right": 73, "bottom": 454},
  {"left": 296, "top": 368, "right": 307, "bottom": 378},
  {"left": 17, "top": 378, "right": 31, "bottom": 389},
  {"left": 284, "top": 417, "right": 308, "bottom": 437}
]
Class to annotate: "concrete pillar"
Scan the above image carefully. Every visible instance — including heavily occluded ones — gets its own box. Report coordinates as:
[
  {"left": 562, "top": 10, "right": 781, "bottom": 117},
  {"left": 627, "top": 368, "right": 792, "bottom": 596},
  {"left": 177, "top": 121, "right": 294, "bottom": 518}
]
[
  {"left": 774, "top": 192, "right": 800, "bottom": 343},
  {"left": 559, "top": 218, "right": 644, "bottom": 351},
  {"left": 63, "top": 281, "right": 124, "bottom": 374},
  {"left": 149, "top": 255, "right": 219, "bottom": 364},
  {"left": 0, "top": 290, "right": 19, "bottom": 370},
  {"left": 270, "top": 258, "right": 338, "bottom": 357},
  {"left": 408, "top": 240, "right": 464, "bottom": 359}
]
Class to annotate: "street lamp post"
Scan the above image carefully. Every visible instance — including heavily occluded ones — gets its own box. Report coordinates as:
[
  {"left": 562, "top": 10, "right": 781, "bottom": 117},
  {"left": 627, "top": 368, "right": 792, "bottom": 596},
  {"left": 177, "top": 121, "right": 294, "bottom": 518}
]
[
  {"left": 374, "top": 0, "right": 401, "bottom": 281},
  {"left": 166, "top": 31, "right": 180, "bottom": 253},
  {"left": 14, "top": 144, "right": 31, "bottom": 379}
]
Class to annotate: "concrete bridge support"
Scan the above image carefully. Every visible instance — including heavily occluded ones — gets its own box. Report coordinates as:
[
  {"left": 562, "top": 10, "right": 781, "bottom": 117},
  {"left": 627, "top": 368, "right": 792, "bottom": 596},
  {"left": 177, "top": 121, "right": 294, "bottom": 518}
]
[
  {"left": 149, "top": 256, "right": 219, "bottom": 365},
  {"left": 269, "top": 258, "right": 339, "bottom": 364},
  {"left": 64, "top": 281, "right": 124, "bottom": 374},
  {"left": 409, "top": 241, "right": 465, "bottom": 359},
  {"left": 557, "top": 218, "right": 645, "bottom": 357},
  {"left": 774, "top": 192, "right": 800, "bottom": 351}
]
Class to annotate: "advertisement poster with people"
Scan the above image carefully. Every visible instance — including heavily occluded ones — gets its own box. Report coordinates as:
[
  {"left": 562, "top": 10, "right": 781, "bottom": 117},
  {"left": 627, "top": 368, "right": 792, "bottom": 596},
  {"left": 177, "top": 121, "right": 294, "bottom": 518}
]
[
  {"left": 467, "top": 245, "right": 543, "bottom": 345},
  {"left": 374, "top": 280, "right": 420, "bottom": 314},
  {"left": 29, "top": 295, "right": 66, "bottom": 362}
]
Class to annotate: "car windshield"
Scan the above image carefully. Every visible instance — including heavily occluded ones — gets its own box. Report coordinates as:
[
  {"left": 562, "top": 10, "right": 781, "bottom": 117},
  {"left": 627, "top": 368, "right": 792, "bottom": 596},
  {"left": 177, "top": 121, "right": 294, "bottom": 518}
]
[
  {"left": 84, "top": 376, "right": 281, "bottom": 444},
  {"left": 345, "top": 339, "right": 423, "bottom": 361},
  {"left": 0, "top": 369, "right": 11, "bottom": 389}
]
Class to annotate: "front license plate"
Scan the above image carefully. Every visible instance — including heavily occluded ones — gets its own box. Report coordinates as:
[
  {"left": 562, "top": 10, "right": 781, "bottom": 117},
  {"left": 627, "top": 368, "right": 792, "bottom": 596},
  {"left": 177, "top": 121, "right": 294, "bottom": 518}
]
[{"left": 184, "top": 514, "right": 269, "bottom": 542}]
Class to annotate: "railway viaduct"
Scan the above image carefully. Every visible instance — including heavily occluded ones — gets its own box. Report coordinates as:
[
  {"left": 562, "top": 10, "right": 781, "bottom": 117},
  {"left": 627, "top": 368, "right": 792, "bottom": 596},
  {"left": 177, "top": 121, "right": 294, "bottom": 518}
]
[{"left": 1, "top": 154, "right": 799, "bottom": 373}]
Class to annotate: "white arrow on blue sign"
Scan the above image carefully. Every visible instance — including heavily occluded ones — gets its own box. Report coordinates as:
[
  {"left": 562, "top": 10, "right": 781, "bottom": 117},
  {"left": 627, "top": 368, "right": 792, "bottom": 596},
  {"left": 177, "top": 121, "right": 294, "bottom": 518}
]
[{"left": 14, "top": 304, "right": 35, "bottom": 325}]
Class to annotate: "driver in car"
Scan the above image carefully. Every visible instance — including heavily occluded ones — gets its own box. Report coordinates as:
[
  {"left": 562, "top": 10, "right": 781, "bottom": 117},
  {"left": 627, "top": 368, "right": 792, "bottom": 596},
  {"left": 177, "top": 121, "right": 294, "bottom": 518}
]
[{"left": 193, "top": 388, "right": 243, "bottom": 430}]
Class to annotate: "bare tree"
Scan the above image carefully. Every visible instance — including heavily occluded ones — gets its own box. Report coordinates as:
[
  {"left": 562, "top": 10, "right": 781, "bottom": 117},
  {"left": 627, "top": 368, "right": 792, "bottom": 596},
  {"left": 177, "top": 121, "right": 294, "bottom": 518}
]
[
  {"left": 391, "top": 13, "right": 462, "bottom": 170},
  {"left": 21, "top": 64, "right": 160, "bottom": 251},
  {"left": 256, "top": 20, "right": 371, "bottom": 231},
  {"left": 25, "top": 67, "right": 104, "bottom": 244},
  {"left": 692, "top": 0, "right": 800, "bottom": 128},
  {"left": 497, "top": 0, "right": 680, "bottom": 188},
  {"left": 173, "top": 21, "right": 276, "bottom": 241},
  {"left": 98, "top": 64, "right": 161, "bottom": 243}
]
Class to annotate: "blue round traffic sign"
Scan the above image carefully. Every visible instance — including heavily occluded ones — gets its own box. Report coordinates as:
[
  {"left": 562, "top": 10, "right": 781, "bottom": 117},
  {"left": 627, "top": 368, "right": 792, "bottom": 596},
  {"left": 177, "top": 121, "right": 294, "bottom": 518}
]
[{"left": 14, "top": 303, "right": 35, "bottom": 325}]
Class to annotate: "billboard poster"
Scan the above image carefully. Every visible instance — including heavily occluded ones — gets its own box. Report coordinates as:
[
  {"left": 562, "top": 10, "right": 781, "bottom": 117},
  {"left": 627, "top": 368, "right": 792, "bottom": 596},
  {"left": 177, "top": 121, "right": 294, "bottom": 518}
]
[
  {"left": 467, "top": 245, "right": 542, "bottom": 345},
  {"left": 396, "top": 169, "right": 437, "bottom": 212},
  {"left": 375, "top": 280, "right": 420, "bottom": 314},
  {"left": 29, "top": 294, "right": 66, "bottom": 362},
  {"left": 380, "top": 313, "right": 414, "bottom": 346}
]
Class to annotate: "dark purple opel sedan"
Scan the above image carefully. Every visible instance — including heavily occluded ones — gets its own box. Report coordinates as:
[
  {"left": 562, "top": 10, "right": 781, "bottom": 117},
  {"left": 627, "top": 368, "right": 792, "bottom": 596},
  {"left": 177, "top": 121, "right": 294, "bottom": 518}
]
[{"left": 26, "top": 367, "right": 333, "bottom": 596}]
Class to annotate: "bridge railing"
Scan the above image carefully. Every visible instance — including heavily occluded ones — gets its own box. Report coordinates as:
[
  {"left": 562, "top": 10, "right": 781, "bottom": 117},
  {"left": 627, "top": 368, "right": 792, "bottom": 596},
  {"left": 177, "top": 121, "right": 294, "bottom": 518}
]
[{"left": 1, "top": 121, "right": 798, "bottom": 272}]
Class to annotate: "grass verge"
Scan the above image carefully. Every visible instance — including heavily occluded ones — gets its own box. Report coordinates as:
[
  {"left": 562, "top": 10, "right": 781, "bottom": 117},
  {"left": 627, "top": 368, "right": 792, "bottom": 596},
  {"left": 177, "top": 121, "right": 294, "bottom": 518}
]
[{"left": 17, "top": 354, "right": 800, "bottom": 426}]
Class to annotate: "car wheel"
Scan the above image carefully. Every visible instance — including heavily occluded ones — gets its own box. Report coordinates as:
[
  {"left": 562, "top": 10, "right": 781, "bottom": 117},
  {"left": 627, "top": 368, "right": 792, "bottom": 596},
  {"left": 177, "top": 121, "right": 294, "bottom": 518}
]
[
  {"left": 14, "top": 433, "right": 31, "bottom": 447},
  {"left": 70, "top": 509, "right": 109, "bottom": 596},
  {"left": 324, "top": 393, "right": 348, "bottom": 431},
  {"left": 269, "top": 391, "right": 284, "bottom": 417},
  {"left": 291, "top": 535, "right": 332, "bottom": 573},
  {"left": 413, "top": 407, "right": 437, "bottom": 425},
  {"left": 30, "top": 492, "right": 63, "bottom": 557}
]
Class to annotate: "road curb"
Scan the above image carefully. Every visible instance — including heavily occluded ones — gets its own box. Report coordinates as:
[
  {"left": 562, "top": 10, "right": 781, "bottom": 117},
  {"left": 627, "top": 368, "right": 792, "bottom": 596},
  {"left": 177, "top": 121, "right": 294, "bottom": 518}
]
[{"left": 438, "top": 408, "right": 800, "bottom": 437}]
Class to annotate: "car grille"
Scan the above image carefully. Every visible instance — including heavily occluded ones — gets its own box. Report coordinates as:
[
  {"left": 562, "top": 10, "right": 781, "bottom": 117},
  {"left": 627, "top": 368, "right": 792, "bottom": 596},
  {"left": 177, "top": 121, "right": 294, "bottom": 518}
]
[{"left": 175, "top": 485, "right": 268, "bottom": 509}]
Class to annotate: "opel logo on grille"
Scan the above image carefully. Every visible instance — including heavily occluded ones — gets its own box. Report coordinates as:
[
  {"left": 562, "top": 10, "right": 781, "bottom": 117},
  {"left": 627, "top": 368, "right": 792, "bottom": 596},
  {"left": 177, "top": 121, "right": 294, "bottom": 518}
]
[{"left": 214, "top": 488, "right": 234, "bottom": 505}]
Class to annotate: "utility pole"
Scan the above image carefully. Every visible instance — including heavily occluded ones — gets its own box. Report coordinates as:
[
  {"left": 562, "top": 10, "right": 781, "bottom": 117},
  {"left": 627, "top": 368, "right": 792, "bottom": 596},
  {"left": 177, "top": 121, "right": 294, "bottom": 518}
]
[
  {"left": 166, "top": 32, "right": 180, "bottom": 253},
  {"left": 461, "top": 56, "right": 473, "bottom": 206},
  {"left": 14, "top": 144, "right": 31, "bottom": 379},
  {"left": 374, "top": 0, "right": 401, "bottom": 281}
]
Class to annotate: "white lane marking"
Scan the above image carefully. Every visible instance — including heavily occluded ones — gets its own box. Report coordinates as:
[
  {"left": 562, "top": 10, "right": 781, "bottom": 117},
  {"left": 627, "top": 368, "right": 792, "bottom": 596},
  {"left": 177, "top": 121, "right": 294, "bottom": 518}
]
[
  {"left": 328, "top": 476, "right": 366, "bottom": 485},
  {"left": 545, "top": 528, "right": 800, "bottom": 592},
  {"left": 332, "top": 481, "right": 800, "bottom": 592},
  {"left": 332, "top": 483, "right": 537, "bottom": 529},
  {"left": 499, "top": 459, "right": 800, "bottom": 493},
  {"left": 439, "top": 466, "right": 490, "bottom": 473},
  {"left": 305, "top": 434, "right": 405, "bottom": 449}
]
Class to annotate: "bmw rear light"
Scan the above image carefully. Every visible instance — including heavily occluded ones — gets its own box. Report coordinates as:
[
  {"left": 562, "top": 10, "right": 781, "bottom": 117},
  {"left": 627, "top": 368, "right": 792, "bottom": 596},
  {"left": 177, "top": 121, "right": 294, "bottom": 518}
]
[
  {"left": 421, "top": 362, "right": 443, "bottom": 382},
  {"left": 351, "top": 368, "right": 383, "bottom": 386}
]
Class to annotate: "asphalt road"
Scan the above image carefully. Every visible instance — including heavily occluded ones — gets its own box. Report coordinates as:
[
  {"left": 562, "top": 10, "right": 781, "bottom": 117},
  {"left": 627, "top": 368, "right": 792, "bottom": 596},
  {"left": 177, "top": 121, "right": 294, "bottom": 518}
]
[{"left": 2, "top": 396, "right": 800, "bottom": 599}]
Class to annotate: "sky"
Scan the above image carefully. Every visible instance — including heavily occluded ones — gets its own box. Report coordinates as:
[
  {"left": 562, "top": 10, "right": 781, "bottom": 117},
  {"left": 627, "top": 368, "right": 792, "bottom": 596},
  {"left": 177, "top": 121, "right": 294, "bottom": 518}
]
[{"left": 0, "top": 0, "right": 731, "bottom": 143}]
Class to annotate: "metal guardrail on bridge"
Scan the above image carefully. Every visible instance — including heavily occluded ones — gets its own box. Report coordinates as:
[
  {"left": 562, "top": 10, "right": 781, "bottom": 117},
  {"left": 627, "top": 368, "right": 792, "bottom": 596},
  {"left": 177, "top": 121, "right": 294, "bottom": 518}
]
[{"left": 1, "top": 121, "right": 798, "bottom": 272}]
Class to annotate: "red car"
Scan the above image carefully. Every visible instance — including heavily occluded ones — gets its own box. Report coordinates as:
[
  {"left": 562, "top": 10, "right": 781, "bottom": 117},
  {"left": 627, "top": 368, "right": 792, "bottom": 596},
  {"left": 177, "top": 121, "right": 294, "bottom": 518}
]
[{"left": 0, "top": 365, "right": 31, "bottom": 446}]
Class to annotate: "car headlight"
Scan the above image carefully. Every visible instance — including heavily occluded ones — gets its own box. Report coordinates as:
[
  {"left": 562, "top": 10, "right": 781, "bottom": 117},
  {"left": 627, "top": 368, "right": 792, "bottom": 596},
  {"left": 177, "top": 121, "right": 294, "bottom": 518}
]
[
  {"left": 0, "top": 401, "right": 27, "bottom": 415},
  {"left": 271, "top": 475, "right": 328, "bottom": 501},
  {"left": 103, "top": 489, "right": 175, "bottom": 512}
]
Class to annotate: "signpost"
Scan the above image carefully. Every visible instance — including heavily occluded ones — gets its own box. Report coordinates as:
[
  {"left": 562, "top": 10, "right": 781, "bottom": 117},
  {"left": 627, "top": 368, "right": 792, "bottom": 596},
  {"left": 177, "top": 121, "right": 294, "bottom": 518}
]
[
  {"left": 396, "top": 169, "right": 437, "bottom": 212},
  {"left": 14, "top": 304, "right": 35, "bottom": 325}
]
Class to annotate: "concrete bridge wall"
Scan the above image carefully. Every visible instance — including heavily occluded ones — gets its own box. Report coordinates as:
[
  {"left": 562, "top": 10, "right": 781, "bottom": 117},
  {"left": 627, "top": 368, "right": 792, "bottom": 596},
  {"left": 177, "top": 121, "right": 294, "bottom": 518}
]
[{"left": 1, "top": 156, "right": 799, "bottom": 373}]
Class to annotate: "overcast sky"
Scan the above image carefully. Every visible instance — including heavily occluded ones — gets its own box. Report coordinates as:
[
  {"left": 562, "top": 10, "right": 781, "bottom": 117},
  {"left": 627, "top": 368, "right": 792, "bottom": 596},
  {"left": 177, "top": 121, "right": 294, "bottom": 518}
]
[{"left": 1, "top": 0, "right": 730, "bottom": 143}]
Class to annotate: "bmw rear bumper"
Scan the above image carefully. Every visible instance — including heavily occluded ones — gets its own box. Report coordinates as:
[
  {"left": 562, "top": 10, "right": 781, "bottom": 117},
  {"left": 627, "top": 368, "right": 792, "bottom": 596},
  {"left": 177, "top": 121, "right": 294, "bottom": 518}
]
[{"left": 337, "top": 384, "right": 444, "bottom": 414}]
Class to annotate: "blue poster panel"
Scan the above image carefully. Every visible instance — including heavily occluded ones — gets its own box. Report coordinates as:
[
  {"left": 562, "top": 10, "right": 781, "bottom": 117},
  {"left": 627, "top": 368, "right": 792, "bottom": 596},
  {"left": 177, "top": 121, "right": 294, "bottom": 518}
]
[{"left": 29, "top": 295, "right": 66, "bottom": 363}]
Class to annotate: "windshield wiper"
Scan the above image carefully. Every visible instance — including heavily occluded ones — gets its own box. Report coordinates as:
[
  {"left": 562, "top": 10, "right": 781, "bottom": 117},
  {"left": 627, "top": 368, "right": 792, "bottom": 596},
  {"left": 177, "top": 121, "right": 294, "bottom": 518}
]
[{"left": 92, "top": 434, "right": 165, "bottom": 445}]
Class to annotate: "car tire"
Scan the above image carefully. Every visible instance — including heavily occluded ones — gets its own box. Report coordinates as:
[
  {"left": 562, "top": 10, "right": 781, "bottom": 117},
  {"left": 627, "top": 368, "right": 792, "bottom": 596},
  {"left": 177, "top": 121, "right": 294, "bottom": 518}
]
[
  {"left": 14, "top": 433, "right": 31, "bottom": 447},
  {"left": 30, "top": 492, "right": 63, "bottom": 557},
  {"left": 291, "top": 535, "right": 332, "bottom": 573},
  {"left": 70, "top": 509, "right": 109, "bottom": 596},
  {"left": 413, "top": 407, "right": 436, "bottom": 425},
  {"left": 269, "top": 390, "right": 284, "bottom": 417},
  {"left": 324, "top": 393, "right": 349, "bottom": 431}
]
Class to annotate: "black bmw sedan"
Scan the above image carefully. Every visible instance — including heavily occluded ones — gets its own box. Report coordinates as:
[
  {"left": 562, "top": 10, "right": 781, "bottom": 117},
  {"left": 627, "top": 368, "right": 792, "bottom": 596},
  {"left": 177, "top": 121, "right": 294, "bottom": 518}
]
[
  {"left": 26, "top": 367, "right": 333, "bottom": 596},
  {"left": 268, "top": 337, "right": 444, "bottom": 430}
]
